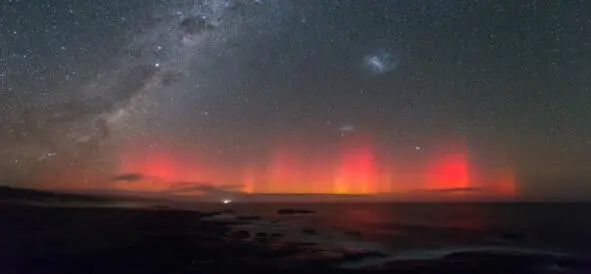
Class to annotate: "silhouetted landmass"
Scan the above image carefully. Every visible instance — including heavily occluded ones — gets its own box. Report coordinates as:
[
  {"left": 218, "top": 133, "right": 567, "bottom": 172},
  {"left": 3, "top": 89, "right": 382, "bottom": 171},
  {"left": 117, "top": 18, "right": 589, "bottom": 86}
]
[{"left": 0, "top": 186, "right": 109, "bottom": 203}]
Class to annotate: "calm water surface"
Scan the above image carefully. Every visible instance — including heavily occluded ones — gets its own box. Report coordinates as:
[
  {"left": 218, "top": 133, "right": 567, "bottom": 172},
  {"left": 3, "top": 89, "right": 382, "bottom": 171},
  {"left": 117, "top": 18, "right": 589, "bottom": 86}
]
[
  {"left": 51, "top": 200, "right": 591, "bottom": 256},
  {"left": 207, "top": 203, "right": 591, "bottom": 256}
]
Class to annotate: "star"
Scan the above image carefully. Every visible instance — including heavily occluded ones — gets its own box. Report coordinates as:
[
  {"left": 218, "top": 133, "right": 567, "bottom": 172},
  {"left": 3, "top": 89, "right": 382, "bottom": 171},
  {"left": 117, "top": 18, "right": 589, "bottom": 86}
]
[{"left": 0, "top": 0, "right": 589, "bottom": 200}]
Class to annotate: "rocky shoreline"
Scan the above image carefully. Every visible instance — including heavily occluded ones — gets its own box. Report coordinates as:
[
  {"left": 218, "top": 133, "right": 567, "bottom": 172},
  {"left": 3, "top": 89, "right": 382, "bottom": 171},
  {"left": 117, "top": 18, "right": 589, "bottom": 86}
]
[
  {"left": 0, "top": 204, "right": 387, "bottom": 274},
  {"left": 2, "top": 203, "right": 590, "bottom": 274}
]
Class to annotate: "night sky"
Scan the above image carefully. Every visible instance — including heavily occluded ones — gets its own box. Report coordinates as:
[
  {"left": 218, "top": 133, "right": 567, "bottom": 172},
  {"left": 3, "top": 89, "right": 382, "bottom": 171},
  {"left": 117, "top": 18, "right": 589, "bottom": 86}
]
[{"left": 1, "top": 0, "right": 590, "bottom": 199}]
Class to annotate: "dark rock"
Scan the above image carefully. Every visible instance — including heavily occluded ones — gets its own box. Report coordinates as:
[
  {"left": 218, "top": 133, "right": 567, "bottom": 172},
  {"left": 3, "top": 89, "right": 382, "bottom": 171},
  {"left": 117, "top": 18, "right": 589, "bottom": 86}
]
[
  {"left": 342, "top": 250, "right": 387, "bottom": 262},
  {"left": 277, "top": 209, "right": 316, "bottom": 215},
  {"left": 231, "top": 230, "right": 250, "bottom": 240},
  {"left": 301, "top": 228, "right": 317, "bottom": 235},
  {"left": 341, "top": 253, "right": 366, "bottom": 262},
  {"left": 254, "top": 232, "right": 268, "bottom": 243},
  {"left": 237, "top": 216, "right": 261, "bottom": 221},
  {"left": 151, "top": 205, "right": 171, "bottom": 210},
  {"left": 255, "top": 232, "right": 268, "bottom": 238},
  {"left": 270, "top": 233, "right": 284, "bottom": 238},
  {"left": 501, "top": 232, "right": 523, "bottom": 241},
  {"left": 201, "top": 210, "right": 235, "bottom": 217},
  {"left": 200, "top": 211, "right": 224, "bottom": 217},
  {"left": 345, "top": 230, "right": 362, "bottom": 238},
  {"left": 268, "top": 233, "right": 283, "bottom": 242}
]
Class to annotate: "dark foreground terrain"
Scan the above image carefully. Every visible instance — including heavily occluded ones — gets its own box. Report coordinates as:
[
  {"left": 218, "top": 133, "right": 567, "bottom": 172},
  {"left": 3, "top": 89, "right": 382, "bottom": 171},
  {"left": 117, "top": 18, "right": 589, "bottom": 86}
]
[
  {"left": 1, "top": 203, "right": 367, "bottom": 274},
  {"left": 2, "top": 203, "right": 591, "bottom": 274},
  {"left": 0, "top": 186, "right": 110, "bottom": 203}
]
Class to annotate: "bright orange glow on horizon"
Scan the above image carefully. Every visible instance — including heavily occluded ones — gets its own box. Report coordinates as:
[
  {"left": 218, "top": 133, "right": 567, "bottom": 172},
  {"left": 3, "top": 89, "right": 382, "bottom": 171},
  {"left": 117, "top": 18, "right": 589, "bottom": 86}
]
[
  {"left": 116, "top": 144, "right": 229, "bottom": 191},
  {"left": 114, "top": 137, "right": 517, "bottom": 198},
  {"left": 267, "top": 141, "right": 305, "bottom": 193},
  {"left": 241, "top": 163, "right": 256, "bottom": 193},
  {"left": 334, "top": 133, "right": 378, "bottom": 194},
  {"left": 489, "top": 168, "right": 517, "bottom": 197},
  {"left": 426, "top": 152, "right": 470, "bottom": 190}
]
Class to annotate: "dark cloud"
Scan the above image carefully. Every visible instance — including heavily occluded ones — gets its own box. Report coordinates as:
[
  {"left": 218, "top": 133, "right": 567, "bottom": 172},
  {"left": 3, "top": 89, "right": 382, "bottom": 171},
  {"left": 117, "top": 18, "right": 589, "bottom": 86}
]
[
  {"left": 165, "top": 182, "right": 245, "bottom": 196},
  {"left": 110, "top": 173, "right": 145, "bottom": 182},
  {"left": 412, "top": 187, "right": 482, "bottom": 193}
]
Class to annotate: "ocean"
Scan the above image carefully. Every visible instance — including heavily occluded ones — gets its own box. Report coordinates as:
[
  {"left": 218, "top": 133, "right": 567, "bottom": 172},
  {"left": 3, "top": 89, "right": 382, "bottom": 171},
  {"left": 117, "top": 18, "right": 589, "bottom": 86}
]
[
  {"left": 192, "top": 202, "right": 591, "bottom": 257},
  {"left": 10, "top": 199, "right": 591, "bottom": 271},
  {"left": 30, "top": 199, "right": 591, "bottom": 258}
]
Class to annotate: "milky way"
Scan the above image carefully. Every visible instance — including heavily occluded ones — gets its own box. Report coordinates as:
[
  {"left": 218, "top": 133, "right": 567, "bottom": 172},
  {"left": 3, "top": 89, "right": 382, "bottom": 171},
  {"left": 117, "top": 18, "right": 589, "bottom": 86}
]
[{"left": 2, "top": 0, "right": 288, "bottom": 184}]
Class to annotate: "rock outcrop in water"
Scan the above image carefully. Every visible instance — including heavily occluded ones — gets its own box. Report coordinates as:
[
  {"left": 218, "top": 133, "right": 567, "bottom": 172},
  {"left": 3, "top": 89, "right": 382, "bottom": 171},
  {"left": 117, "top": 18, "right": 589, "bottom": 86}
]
[{"left": 277, "top": 208, "right": 316, "bottom": 215}]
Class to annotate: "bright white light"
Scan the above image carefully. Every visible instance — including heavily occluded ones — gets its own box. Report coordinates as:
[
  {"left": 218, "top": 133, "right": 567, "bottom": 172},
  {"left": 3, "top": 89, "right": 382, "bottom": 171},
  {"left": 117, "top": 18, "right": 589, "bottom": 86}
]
[{"left": 222, "top": 199, "right": 232, "bottom": 204}]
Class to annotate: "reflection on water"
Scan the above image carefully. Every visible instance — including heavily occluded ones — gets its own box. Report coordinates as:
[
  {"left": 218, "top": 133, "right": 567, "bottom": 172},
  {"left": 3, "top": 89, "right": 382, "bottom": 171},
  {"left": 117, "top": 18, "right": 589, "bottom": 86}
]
[
  {"left": 213, "top": 203, "right": 591, "bottom": 255},
  {"left": 296, "top": 204, "right": 490, "bottom": 247},
  {"left": 21, "top": 199, "right": 591, "bottom": 255},
  {"left": 327, "top": 203, "right": 487, "bottom": 229},
  {"left": 207, "top": 202, "right": 492, "bottom": 248}
]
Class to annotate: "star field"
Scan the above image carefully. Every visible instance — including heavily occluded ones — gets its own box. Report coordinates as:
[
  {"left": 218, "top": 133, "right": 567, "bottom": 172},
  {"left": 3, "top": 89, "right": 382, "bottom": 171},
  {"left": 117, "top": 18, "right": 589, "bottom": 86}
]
[{"left": 1, "top": 0, "right": 590, "bottom": 198}]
